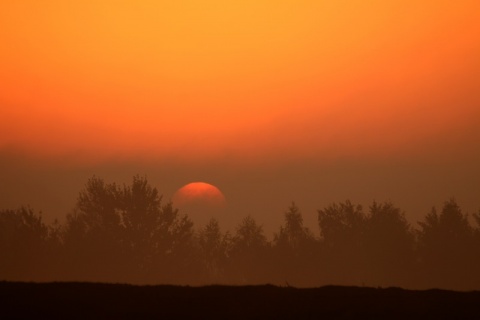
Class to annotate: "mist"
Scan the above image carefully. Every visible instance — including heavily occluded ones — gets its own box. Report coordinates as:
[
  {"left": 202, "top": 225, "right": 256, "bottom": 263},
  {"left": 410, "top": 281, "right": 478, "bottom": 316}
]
[{"left": 2, "top": 181, "right": 479, "bottom": 291}]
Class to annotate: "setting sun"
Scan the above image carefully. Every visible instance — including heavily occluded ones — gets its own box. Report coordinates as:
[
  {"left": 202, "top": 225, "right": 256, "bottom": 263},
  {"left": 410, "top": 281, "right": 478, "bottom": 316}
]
[
  {"left": 173, "top": 182, "right": 226, "bottom": 208},
  {"left": 1, "top": 1, "right": 480, "bottom": 305}
]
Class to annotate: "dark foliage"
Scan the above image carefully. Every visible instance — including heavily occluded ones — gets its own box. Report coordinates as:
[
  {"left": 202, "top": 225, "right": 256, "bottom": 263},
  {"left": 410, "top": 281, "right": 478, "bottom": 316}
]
[{"left": 1, "top": 176, "right": 480, "bottom": 290}]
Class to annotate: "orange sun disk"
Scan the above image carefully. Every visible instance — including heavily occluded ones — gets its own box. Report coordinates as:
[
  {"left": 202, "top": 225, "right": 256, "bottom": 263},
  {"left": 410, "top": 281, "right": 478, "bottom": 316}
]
[{"left": 172, "top": 182, "right": 227, "bottom": 209}]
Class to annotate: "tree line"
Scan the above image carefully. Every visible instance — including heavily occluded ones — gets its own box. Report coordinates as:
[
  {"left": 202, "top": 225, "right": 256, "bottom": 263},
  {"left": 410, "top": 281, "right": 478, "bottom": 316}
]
[{"left": 1, "top": 175, "right": 479, "bottom": 290}]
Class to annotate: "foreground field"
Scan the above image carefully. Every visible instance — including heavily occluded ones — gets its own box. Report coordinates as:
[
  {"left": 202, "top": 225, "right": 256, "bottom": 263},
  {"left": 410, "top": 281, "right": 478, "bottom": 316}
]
[{"left": 1, "top": 282, "right": 480, "bottom": 319}]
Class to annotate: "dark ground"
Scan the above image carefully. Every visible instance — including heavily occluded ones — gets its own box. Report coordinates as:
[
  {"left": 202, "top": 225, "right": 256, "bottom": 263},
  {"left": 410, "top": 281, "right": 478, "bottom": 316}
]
[{"left": 1, "top": 282, "right": 480, "bottom": 319}]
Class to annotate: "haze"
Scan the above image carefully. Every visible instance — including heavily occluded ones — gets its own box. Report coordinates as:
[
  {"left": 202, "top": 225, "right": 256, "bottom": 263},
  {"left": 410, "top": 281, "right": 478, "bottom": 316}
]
[{"left": 1, "top": 1, "right": 480, "bottom": 288}]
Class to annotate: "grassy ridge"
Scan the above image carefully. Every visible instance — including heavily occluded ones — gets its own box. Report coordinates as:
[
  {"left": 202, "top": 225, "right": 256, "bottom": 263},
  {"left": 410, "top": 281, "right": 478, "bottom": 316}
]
[{"left": 1, "top": 282, "right": 480, "bottom": 319}]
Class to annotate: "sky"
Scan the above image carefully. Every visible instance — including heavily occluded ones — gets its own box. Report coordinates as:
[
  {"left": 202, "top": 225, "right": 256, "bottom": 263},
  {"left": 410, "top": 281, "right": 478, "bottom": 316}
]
[{"left": 1, "top": 1, "right": 480, "bottom": 235}]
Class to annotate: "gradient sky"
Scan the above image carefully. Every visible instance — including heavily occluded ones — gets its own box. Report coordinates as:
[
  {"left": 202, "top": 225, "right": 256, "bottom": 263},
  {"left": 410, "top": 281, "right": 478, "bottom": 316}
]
[{"left": 1, "top": 1, "right": 480, "bottom": 234}]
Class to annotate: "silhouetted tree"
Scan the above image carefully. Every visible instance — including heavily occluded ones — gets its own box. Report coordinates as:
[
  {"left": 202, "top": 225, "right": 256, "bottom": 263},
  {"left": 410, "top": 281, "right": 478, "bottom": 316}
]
[
  {"left": 473, "top": 211, "right": 480, "bottom": 288},
  {"left": 118, "top": 175, "right": 163, "bottom": 281},
  {"left": 4, "top": 175, "right": 480, "bottom": 290},
  {"left": 276, "top": 202, "right": 314, "bottom": 250},
  {"left": 473, "top": 211, "right": 480, "bottom": 230},
  {"left": 274, "top": 202, "right": 316, "bottom": 286},
  {"left": 317, "top": 200, "right": 366, "bottom": 285},
  {"left": 417, "top": 199, "right": 475, "bottom": 290},
  {"left": 156, "top": 202, "right": 189, "bottom": 257},
  {"left": 0, "top": 207, "right": 52, "bottom": 280},
  {"left": 473, "top": 211, "right": 480, "bottom": 247},
  {"left": 198, "top": 218, "right": 230, "bottom": 282},
  {"left": 159, "top": 205, "right": 199, "bottom": 284},
  {"left": 62, "top": 175, "right": 199, "bottom": 284},
  {"left": 363, "top": 201, "right": 415, "bottom": 287},
  {"left": 233, "top": 216, "right": 268, "bottom": 252},
  {"left": 62, "top": 176, "right": 124, "bottom": 281},
  {"left": 118, "top": 195, "right": 199, "bottom": 284},
  {"left": 317, "top": 200, "right": 416, "bottom": 287},
  {"left": 120, "top": 175, "right": 162, "bottom": 248},
  {"left": 318, "top": 200, "right": 365, "bottom": 249},
  {"left": 75, "top": 176, "right": 122, "bottom": 231},
  {"left": 228, "top": 216, "right": 270, "bottom": 284}
]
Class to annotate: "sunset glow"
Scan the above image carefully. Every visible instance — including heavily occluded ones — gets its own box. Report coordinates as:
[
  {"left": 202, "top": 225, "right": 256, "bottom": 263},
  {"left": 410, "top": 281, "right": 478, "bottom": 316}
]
[
  {"left": 2, "top": 1, "right": 480, "bottom": 296},
  {"left": 1, "top": 1, "right": 479, "bottom": 163},
  {"left": 173, "top": 182, "right": 226, "bottom": 208}
]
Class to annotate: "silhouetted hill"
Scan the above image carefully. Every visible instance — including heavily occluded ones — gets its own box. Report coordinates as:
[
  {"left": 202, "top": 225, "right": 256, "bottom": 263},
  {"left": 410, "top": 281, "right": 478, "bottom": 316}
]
[{"left": 1, "top": 282, "right": 479, "bottom": 319}]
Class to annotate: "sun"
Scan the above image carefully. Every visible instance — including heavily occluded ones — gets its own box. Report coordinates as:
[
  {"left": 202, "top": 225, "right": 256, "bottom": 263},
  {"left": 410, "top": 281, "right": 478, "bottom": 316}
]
[
  {"left": 173, "top": 182, "right": 226, "bottom": 207},
  {"left": 172, "top": 182, "right": 227, "bottom": 228}
]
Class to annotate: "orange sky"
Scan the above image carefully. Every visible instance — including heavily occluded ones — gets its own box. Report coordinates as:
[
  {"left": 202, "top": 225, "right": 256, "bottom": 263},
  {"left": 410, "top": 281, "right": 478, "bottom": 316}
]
[{"left": 1, "top": 1, "right": 480, "bottom": 164}]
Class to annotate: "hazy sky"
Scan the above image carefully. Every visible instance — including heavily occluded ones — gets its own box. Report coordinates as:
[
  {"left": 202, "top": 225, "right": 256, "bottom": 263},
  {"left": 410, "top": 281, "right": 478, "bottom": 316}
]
[{"left": 1, "top": 1, "right": 479, "bottom": 235}]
